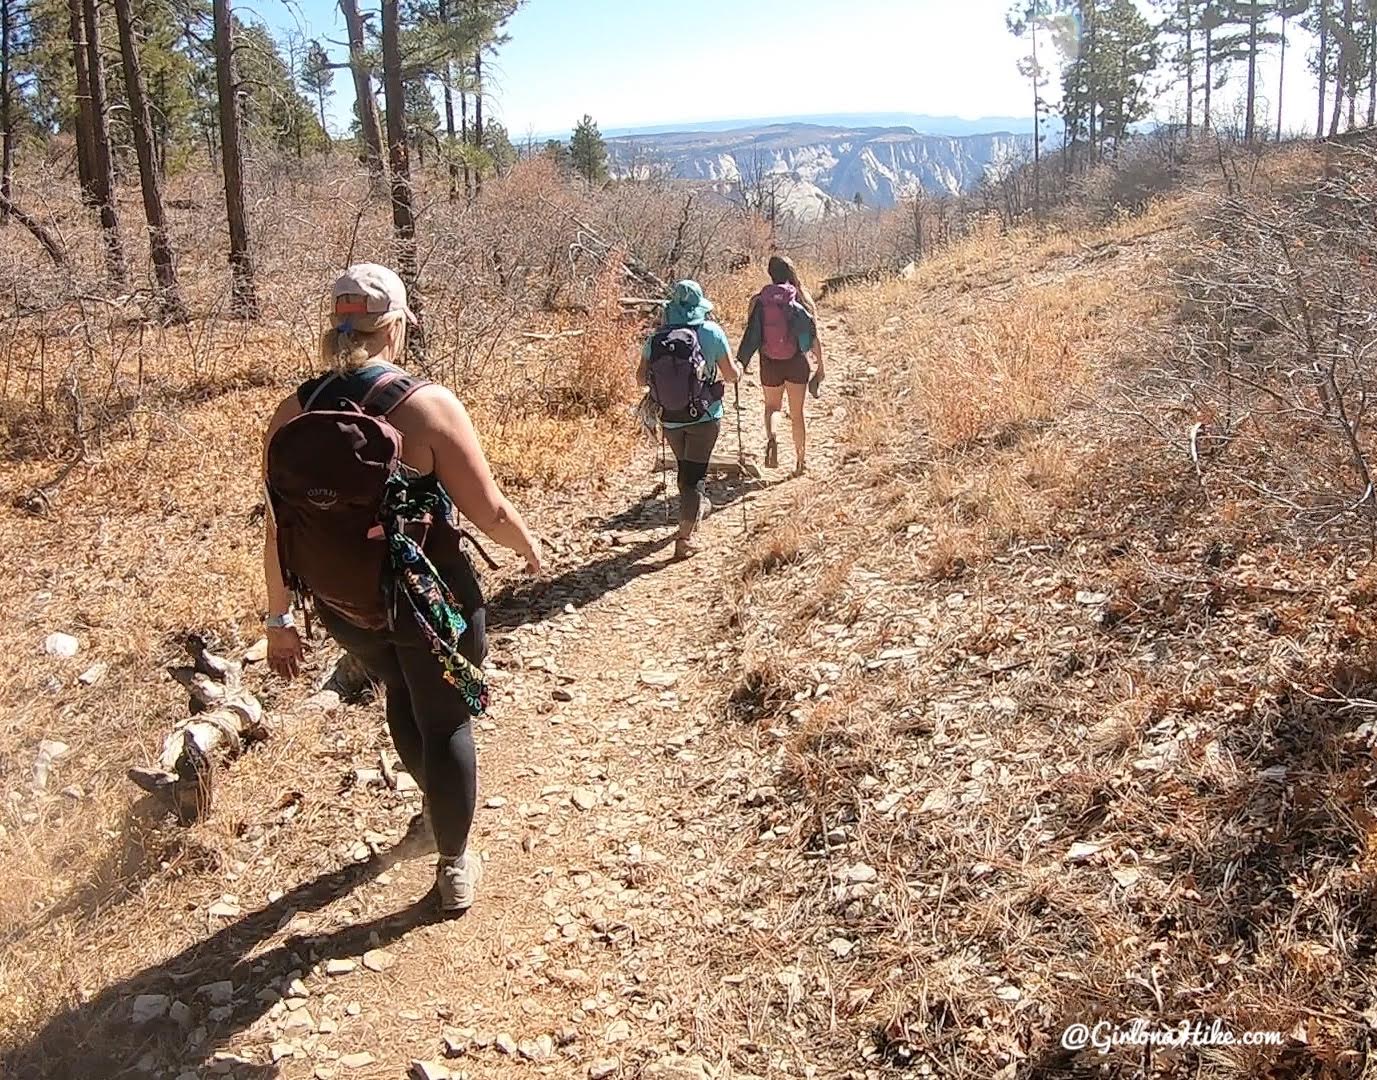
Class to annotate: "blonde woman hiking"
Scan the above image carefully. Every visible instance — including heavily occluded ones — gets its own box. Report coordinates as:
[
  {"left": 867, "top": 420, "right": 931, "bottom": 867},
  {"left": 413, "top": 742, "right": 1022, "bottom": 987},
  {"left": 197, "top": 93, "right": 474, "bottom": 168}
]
[
  {"left": 261, "top": 263, "right": 542, "bottom": 915},
  {"left": 737, "top": 255, "right": 824, "bottom": 476}
]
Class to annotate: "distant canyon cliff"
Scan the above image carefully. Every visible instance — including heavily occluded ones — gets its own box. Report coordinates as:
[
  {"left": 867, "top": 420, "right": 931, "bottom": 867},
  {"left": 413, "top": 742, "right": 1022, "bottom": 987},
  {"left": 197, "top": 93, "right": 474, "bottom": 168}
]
[{"left": 606, "top": 123, "right": 1032, "bottom": 218}]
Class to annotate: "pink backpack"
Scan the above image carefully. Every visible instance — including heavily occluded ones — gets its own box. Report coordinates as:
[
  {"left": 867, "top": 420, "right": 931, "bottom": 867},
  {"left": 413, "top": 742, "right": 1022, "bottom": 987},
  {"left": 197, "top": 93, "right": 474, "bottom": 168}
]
[{"left": 758, "top": 283, "right": 800, "bottom": 361}]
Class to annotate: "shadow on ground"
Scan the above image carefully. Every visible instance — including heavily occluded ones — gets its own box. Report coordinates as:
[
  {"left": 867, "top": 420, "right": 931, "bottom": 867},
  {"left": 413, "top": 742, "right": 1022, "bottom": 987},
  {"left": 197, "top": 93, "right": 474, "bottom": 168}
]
[
  {"left": 487, "top": 532, "right": 678, "bottom": 630},
  {"left": 0, "top": 843, "right": 442, "bottom": 1079}
]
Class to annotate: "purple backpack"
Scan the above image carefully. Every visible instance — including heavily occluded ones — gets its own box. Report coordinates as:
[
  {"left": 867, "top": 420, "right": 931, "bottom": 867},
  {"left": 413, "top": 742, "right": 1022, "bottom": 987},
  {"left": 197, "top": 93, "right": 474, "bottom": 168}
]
[
  {"left": 647, "top": 327, "right": 717, "bottom": 423},
  {"left": 758, "top": 283, "right": 800, "bottom": 360}
]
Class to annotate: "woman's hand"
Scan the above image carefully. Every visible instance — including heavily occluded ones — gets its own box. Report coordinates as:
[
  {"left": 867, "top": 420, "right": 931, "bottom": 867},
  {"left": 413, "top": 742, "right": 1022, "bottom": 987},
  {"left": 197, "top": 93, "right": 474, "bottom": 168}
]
[
  {"left": 524, "top": 537, "right": 545, "bottom": 576},
  {"left": 267, "top": 625, "right": 306, "bottom": 679}
]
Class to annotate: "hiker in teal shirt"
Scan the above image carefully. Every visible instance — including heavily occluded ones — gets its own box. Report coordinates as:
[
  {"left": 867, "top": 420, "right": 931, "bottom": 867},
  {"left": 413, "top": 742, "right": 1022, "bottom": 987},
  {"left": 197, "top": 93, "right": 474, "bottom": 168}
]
[{"left": 636, "top": 280, "right": 742, "bottom": 560}]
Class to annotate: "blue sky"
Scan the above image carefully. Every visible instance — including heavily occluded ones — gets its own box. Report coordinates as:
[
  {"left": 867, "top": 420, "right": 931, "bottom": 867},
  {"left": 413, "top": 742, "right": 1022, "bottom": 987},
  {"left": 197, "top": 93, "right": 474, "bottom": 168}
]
[{"left": 262, "top": 0, "right": 1324, "bottom": 139}]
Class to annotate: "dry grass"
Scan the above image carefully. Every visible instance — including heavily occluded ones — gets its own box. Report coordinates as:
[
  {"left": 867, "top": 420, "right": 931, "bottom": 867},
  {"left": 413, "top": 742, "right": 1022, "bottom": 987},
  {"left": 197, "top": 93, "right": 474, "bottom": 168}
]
[{"left": 676, "top": 151, "right": 1377, "bottom": 1078}]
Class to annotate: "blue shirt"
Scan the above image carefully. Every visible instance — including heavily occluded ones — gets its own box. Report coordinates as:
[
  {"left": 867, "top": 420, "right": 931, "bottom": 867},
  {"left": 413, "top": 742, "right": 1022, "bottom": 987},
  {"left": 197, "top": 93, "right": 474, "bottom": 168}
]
[{"left": 641, "top": 320, "right": 733, "bottom": 429}]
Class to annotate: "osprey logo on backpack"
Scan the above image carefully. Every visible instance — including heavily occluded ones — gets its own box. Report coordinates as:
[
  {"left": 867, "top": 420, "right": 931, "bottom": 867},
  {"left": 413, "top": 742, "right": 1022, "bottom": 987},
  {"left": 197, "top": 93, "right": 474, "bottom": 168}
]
[
  {"left": 307, "top": 487, "right": 339, "bottom": 510},
  {"left": 646, "top": 326, "right": 721, "bottom": 424}
]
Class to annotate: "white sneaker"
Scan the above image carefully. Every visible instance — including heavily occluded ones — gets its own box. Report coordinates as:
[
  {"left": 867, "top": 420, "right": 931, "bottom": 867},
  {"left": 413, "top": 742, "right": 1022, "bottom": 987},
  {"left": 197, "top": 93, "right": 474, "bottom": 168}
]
[{"left": 436, "top": 853, "right": 483, "bottom": 913}]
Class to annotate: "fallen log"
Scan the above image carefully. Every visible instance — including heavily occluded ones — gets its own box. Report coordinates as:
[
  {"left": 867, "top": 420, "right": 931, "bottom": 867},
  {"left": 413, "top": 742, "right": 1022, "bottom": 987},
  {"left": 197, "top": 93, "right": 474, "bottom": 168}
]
[
  {"left": 128, "top": 640, "right": 373, "bottom": 822},
  {"left": 128, "top": 637, "right": 265, "bottom": 822}
]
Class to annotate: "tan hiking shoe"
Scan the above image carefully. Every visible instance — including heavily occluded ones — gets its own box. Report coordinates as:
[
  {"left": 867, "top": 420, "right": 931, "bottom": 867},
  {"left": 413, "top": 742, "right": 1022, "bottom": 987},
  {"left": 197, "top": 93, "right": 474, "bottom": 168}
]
[{"left": 436, "top": 853, "right": 483, "bottom": 913}]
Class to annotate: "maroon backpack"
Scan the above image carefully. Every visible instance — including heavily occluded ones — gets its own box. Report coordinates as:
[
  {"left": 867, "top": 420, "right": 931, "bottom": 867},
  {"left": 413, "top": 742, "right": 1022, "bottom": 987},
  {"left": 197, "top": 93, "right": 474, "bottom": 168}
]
[
  {"left": 758, "top": 283, "right": 800, "bottom": 360},
  {"left": 266, "top": 368, "right": 430, "bottom": 630}
]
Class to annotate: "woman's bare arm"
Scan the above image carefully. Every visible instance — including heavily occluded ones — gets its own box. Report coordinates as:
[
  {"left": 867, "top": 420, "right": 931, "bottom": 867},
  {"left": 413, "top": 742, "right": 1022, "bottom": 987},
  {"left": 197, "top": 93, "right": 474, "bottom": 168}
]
[
  {"left": 262, "top": 395, "right": 305, "bottom": 677},
  {"left": 416, "top": 387, "right": 542, "bottom": 570}
]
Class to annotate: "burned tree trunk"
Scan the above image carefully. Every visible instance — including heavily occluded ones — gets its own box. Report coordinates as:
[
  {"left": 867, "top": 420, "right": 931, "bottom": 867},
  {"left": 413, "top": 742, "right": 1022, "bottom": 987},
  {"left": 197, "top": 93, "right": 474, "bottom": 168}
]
[
  {"left": 211, "top": 0, "right": 258, "bottom": 317},
  {"left": 65, "top": 0, "right": 98, "bottom": 205},
  {"left": 112, "top": 0, "right": 186, "bottom": 323},
  {"left": 340, "top": 0, "right": 384, "bottom": 190},
  {"left": 80, "top": 0, "right": 128, "bottom": 285},
  {"left": 381, "top": 0, "right": 424, "bottom": 358}
]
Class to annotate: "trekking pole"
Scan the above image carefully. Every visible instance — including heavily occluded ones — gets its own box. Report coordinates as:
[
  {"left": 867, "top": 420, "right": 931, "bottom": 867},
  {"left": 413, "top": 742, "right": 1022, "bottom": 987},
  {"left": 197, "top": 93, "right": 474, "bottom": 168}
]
[{"left": 734, "top": 383, "right": 748, "bottom": 535}]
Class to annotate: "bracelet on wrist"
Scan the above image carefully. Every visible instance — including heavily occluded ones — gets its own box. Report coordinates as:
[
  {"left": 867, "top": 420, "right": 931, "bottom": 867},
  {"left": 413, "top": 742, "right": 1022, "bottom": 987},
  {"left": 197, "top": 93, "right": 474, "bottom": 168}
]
[{"left": 266, "top": 612, "right": 296, "bottom": 630}]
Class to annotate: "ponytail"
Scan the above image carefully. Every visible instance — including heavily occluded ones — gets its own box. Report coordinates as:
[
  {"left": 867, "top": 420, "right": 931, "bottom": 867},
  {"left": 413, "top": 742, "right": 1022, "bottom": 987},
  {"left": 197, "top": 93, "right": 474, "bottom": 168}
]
[{"left": 317, "top": 308, "right": 405, "bottom": 372}]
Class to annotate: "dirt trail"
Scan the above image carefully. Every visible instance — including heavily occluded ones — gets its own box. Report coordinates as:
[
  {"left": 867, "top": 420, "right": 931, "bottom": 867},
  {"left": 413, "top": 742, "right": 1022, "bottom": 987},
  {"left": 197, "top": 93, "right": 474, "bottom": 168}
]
[{"left": 112, "top": 319, "right": 859, "bottom": 1080}]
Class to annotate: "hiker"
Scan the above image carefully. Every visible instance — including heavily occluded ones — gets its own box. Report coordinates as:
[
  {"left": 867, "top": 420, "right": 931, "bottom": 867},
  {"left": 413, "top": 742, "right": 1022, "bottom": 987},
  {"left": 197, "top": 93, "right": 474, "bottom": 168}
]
[
  {"left": 261, "top": 263, "right": 542, "bottom": 914},
  {"left": 637, "top": 279, "right": 742, "bottom": 560},
  {"left": 737, "top": 255, "right": 823, "bottom": 476}
]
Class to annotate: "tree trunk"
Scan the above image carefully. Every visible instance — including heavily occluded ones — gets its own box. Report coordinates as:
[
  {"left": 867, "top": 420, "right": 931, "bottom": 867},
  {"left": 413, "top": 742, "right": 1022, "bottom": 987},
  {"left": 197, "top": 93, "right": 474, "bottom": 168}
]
[
  {"left": 1031, "top": 16, "right": 1040, "bottom": 210},
  {"left": 472, "top": 47, "right": 483, "bottom": 193},
  {"left": 66, "top": 0, "right": 98, "bottom": 205},
  {"left": 438, "top": 0, "right": 457, "bottom": 200},
  {"left": 381, "top": 0, "right": 424, "bottom": 359},
  {"left": 80, "top": 0, "right": 128, "bottom": 285},
  {"left": 1276, "top": 14, "right": 1287, "bottom": 142},
  {"left": 0, "top": 0, "right": 13, "bottom": 227},
  {"left": 340, "top": 0, "right": 384, "bottom": 188},
  {"left": 1368, "top": 8, "right": 1376, "bottom": 127},
  {"left": 1204, "top": 20, "right": 1214, "bottom": 130},
  {"left": 316, "top": 87, "right": 329, "bottom": 152},
  {"left": 154, "top": 68, "right": 168, "bottom": 175},
  {"left": 1330, "top": 0, "right": 1348, "bottom": 136},
  {"left": 212, "top": 0, "right": 258, "bottom": 317},
  {"left": 112, "top": 0, "right": 186, "bottom": 322},
  {"left": 1318, "top": 0, "right": 1329, "bottom": 136},
  {"left": 1185, "top": 9, "right": 1194, "bottom": 137},
  {"left": 460, "top": 82, "right": 470, "bottom": 198},
  {"left": 1245, "top": 2, "right": 1258, "bottom": 141}
]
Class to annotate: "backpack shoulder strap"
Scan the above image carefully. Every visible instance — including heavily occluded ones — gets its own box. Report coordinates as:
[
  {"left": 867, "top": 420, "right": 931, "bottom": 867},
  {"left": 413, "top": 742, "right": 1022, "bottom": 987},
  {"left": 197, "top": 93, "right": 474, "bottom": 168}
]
[
  {"left": 298, "top": 372, "right": 340, "bottom": 411},
  {"left": 360, "top": 371, "right": 432, "bottom": 417}
]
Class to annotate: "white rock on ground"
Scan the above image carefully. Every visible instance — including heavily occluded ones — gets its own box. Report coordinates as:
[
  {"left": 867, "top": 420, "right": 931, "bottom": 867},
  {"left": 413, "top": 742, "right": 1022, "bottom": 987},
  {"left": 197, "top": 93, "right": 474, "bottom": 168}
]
[
  {"left": 42, "top": 632, "right": 79, "bottom": 658},
  {"left": 130, "top": 994, "right": 169, "bottom": 1024}
]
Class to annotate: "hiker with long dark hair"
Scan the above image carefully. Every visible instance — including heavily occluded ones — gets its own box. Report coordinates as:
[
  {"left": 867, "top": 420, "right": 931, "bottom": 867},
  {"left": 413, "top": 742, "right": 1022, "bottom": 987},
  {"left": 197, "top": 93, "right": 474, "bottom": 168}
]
[
  {"left": 638, "top": 279, "right": 742, "bottom": 560},
  {"left": 737, "top": 255, "right": 823, "bottom": 476},
  {"left": 261, "top": 263, "right": 542, "bottom": 914}
]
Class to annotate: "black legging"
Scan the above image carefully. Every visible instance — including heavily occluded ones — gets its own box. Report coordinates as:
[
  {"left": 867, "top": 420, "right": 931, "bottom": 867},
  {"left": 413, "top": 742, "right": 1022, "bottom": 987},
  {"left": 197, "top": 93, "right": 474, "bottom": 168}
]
[
  {"left": 318, "top": 604, "right": 485, "bottom": 858},
  {"left": 665, "top": 419, "right": 720, "bottom": 525}
]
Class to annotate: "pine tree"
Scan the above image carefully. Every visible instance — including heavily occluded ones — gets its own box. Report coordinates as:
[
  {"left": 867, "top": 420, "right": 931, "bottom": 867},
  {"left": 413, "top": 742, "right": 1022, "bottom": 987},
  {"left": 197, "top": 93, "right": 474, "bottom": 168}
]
[
  {"left": 80, "top": 0, "right": 127, "bottom": 284},
  {"left": 1156, "top": 0, "right": 1209, "bottom": 134},
  {"left": 1213, "top": 1, "right": 1282, "bottom": 140},
  {"left": 1053, "top": 0, "right": 1156, "bottom": 164},
  {"left": 1308, "top": 0, "right": 1333, "bottom": 134},
  {"left": 1007, "top": 0, "right": 1053, "bottom": 207},
  {"left": 112, "top": 0, "right": 186, "bottom": 320},
  {"left": 212, "top": 0, "right": 257, "bottom": 316},
  {"left": 301, "top": 39, "right": 334, "bottom": 149},
  {"left": 1275, "top": 1, "right": 1310, "bottom": 140},
  {"left": 340, "top": 0, "right": 384, "bottom": 185},
  {"left": 543, "top": 137, "right": 569, "bottom": 171},
  {"left": 569, "top": 113, "right": 606, "bottom": 183},
  {"left": 403, "top": 73, "right": 438, "bottom": 163},
  {"left": 381, "top": 0, "right": 422, "bottom": 356}
]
